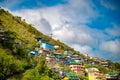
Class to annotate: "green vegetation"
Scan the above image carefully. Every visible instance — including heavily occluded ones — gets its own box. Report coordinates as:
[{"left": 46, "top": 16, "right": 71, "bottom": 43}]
[
  {"left": 0, "top": 8, "right": 64, "bottom": 79},
  {"left": 110, "top": 62, "right": 120, "bottom": 71},
  {"left": 0, "top": 7, "right": 120, "bottom": 80}
]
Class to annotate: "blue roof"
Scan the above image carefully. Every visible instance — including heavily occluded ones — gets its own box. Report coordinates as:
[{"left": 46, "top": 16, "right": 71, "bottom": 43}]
[
  {"left": 66, "top": 58, "right": 74, "bottom": 63},
  {"left": 40, "top": 43, "right": 54, "bottom": 50},
  {"left": 29, "top": 50, "right": 38, "bottom": 55}
]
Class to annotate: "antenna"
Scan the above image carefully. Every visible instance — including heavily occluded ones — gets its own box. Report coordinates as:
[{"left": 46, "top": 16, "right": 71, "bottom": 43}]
[{"left": 50, "top": 32, "right": 53, "bottom": 38}]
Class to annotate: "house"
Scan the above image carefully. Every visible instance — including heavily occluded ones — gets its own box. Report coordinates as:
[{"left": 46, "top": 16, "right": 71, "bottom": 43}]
[
  {"left": 64, "top": 50, "right": 72, "bottom": 55},
  {"left": 87, "top": 68, "right": 106, "bottom": 80},
  {"left": 63, "top": 73, "right": 80, "bottom": 80},
  {"left": 100, "top": 60, "right": 110, "bottom": 68},
  {"left": 106, "top": 72, "right": 119, "bottom": 80},
  {"left": 54, "top": 53, "right": 62, "bottom": 59},
  {"left": 70, "top": 55, "right": 83, "bottom": 65},
  {"left": 40, "top": 43, "right": 54, "bottom": 50},
  {"left": 54, "top": 45, "right": 60, "bottom": 49},
  {"left": 69, "top": 62, "right": 84, "bottom": 74},
  {"left": 29, "top": 50, "right": 38, "bottom": 56},
  {"left": 45, "top": 54, "right": 57, "bottom": 67},
  {"left": 65, "top": 57, "right": 74, "bottom": 64}
]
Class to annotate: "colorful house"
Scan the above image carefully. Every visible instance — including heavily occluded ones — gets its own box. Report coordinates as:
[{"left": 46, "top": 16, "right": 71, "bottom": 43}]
[
  {"left": 64, "top": 50, "right": 72, "bottom": 55},
  {"left": 65, "top": 57, "right": 74, "bottom": 64},
  {"left": 40, "top": 43, "right": 54, "bottom": 50},
  {"left": 54, "top": 45, "right": 60, "bottom": 49},
  {"left": 100, "top": 60, "right": 110, "bottom": 68},
  {"left": 69, "top": 62, "right": 84, "bottom": 74},
  {"left": 87, "top": 68, "right": 106, "bottom": 80},
  {"left": 45, "top": 54, "right": 56, "bottom": 67},
  {"left": 106, "top": 72, "right": 119, "bottom": 80},
  {"left": 71, "top": 55, "right": 83, "bottom": 65},
  {"left": 63, "top": 73, "right": 80, "bottom": 80},
  {"left": 29, "top": 50, "right": 38, "bottom": 56},
  {"left": 54, "top": 53, "right": 62, "bottom": 59}
]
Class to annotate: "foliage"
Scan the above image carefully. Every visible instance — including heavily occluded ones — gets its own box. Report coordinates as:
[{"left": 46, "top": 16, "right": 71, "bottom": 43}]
[
  {"left": 0, "top": 48, "right": 29, "bottom": 79},
  {"left": 110, "top": 62, "right": 120, "bottom": 70},
  {"left": 21, "top": 55, "right": 58, "bottom": 80},
  {"left": 78, "top": 74, "right": 88, "bottom": 80},
  {"left": 22, "top": 69, "right": 40, "bottom": 80}
]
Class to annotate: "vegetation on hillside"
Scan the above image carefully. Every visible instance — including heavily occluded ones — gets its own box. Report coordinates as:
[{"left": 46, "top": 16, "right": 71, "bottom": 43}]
[
  {"left": 0, "top": 7, "right": 120, "bottom": 80},
  {"left": 0, "top": 8, "right": 65, "bottom": 80}
]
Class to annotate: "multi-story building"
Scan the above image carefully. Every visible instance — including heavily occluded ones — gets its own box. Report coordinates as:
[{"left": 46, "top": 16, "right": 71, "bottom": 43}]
[
  {"left": 69, "top": 62, "right": 84, "bottom": 74},
  {"left": 87, "top": 68, "right": 106, "bottom": 80}
]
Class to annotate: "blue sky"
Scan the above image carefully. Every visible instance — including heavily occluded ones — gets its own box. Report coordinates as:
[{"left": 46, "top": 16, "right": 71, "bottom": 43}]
[{"left": 0, "top": 0, "right": 120, "bottom": 61}]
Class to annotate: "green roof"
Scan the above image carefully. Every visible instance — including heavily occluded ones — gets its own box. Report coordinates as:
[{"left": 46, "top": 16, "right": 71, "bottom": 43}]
[
  {"left": 54, "top": 53, "right": 62, "bottom": 59},
  {"left": 108, "top": 72, "right": 119, "bottom": 75},
  {"left": 66, "top": 73, "right": 80, "bottom": 80},
  {"left": 70, "top": 61, "right": 79, "bottom": 65}
]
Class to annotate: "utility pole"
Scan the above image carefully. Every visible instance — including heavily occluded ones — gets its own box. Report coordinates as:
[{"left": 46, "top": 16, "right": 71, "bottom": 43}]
[{"left": 50, "top": 32, "right": 53, "bottom": 38}]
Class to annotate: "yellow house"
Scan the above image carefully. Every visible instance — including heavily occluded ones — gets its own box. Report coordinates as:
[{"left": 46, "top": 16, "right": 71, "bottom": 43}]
[
  {"left": 63, "top": 76, "right": 69, "bottom": 80},
  {"left": 88, "top": 68, "right": 106, "bottom": 80}
]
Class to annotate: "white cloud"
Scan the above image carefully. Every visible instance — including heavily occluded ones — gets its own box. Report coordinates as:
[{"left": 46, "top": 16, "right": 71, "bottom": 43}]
[
  {"left": 100, "top": 40, "right": 120, "bottom": 54},
  {"left": 100, "top": 0, "right": 116, "bottom": 10},
  {"left": 11, "top": 0, "right": 104, "bottom": 56},
  {"left": 53, "top": 24, "right": 96, "bottom": 46},
  {"left": 106, "top": 24, "right": 120, "bottom": 37},
  {"left": 13, "top": 9, "right": 52, "bottom": 35},
  {"left": 72, "top": 44, "right": 92, "bottom": 55},
  {"left": 12, "top": 0, "right": 99, "bottom": 45},
  {"left": 0, "top": 0, "right": 24, "bottom": 9},
  {"left": 7, "top": 0, "right": 119, "bottom": 61}
]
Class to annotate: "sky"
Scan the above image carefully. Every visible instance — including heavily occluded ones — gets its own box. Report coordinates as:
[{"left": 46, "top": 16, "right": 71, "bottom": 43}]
[{"left": 0, "top": 0, "right": 120, "bottom": 62}]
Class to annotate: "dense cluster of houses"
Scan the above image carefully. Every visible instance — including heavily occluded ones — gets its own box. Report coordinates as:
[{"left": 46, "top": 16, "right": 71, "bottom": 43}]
[
  {"left": 28, "top": 36, "right": 120, "bottom": 80},
  {"left": 1, "top": 28, "right": 119, "bottom": 80}
]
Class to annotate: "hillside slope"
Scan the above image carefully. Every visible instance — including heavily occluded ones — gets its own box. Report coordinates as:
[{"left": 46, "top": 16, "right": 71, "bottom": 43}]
[
  {"left": 0, "top": 8, "right": 73, "bottom": 51},
  {"left": 0, "top": 8, "right": 73, "bottom": 80},
  {"left": 0, "top": 8, "right": 120, "bottom": 80}
]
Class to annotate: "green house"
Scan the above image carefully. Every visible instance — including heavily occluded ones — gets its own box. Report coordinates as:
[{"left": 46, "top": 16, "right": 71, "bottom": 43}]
[{"left": 63, "top": 73, "right": 80, "bottom": 80}]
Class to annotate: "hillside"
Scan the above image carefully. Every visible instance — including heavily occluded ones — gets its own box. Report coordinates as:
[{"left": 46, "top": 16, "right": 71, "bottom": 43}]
[
  {"left": 0, "top": 8, "right": 120, "bottom": 80},
  {"left": 0, "top": 8, "right": 74, "bottom": 51},
  {"left": 0, "top": 8, "right": 74, "bottom": 80}
]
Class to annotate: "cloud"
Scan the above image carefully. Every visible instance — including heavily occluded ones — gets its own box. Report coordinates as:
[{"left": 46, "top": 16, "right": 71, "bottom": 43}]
[
  {"left": 13, "top": 9, "right": 52, "bottom": 35},
  {"left": 72, "top": 44, "right": 92, "bottom": 55},
  {"left": 8, "top": 0, "right": 120, "bottom": 61},
  {"left": 53, "top": 24, "right": 98, "bottom": 46},
  {"left": 12, "top": 0, "right": 101, "bottom": 55},
  {"left": 0, "top": 0, "right": 24, "bottom": 9},
  {"left": 100, "top": 0, "right": 116, "bottom": 10},
  {"left": 106, "top": 24, "right": 120, "bottom": 37},
  {"left": 100, "top": 40, "right": 120, "bottom": 54}
]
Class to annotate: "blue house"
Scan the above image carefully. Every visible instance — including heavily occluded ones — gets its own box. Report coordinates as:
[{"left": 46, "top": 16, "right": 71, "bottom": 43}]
[
  {"left": 54, "top": 53, "right": 62, "bottom": 59},
  {"left": 40, "top": 43, "right": 54, "bottom": 50},
  {"left": 65, "top": 58, "right": 74, "bottom": 64},
  {"left": 29, "top": 50, "right": 38, "bottom": 56},
  {"left": 64, "top": 50, "right": 72, "bottom": 55}
]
